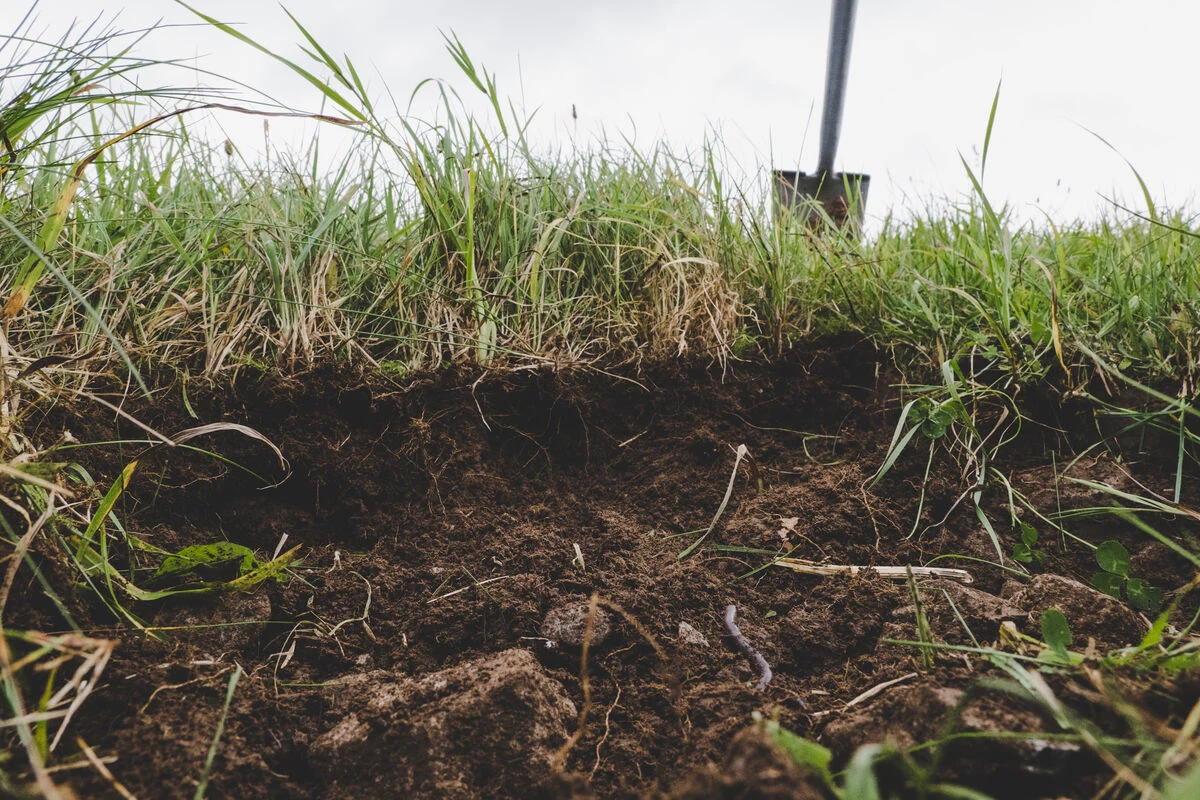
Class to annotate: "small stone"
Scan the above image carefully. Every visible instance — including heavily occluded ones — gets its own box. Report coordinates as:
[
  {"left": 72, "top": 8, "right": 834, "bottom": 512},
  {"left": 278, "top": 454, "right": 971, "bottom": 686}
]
[
  {"left": 540, "top": 600, "right": 612, "bottom": 648},
  {"left": 677, "top": 620, "right": 710, "bottom": 647}
]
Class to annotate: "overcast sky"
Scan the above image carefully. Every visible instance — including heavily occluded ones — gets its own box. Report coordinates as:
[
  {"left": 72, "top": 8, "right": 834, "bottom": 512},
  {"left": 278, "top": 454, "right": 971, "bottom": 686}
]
[{"left": 7, "top": 1, "right": 1198, "bottom": 225}]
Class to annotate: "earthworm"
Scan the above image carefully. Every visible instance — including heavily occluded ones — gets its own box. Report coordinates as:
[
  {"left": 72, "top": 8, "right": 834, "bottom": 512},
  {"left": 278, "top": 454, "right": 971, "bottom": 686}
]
[{"left": 724, "top": 604, "right": 773, "bottom": 691}]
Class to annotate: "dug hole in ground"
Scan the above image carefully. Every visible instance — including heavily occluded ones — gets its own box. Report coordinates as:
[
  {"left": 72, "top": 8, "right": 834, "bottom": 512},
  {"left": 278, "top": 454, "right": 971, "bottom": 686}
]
[{"left": 11, "top": 335, "right": 1197, "bottom": 799}]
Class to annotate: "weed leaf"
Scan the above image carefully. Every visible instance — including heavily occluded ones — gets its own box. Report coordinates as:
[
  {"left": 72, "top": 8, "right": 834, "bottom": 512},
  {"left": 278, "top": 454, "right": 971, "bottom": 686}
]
[
  {"left": 1040, "top": 608, "right": 1073, "bottom": 664},
  {"left": 1125, "top": 578, "right": 1164, "bottom": 613},
  {"left": 1137, "top": 609, "right": 1171, "bottom": 650},
  {"left": 155, "top": 543, "right": 258, "bottom": 583},
  {"left": 769, "top": 725, "right": 831, "bottom": 772},
  {"left": 1092, "top": 572, "right": 1124, "bottom": 598},
  {"left": 223, "top": 545, "right": 302, "bottom": 592},
  {"left": 1095, "top": 540, "right": 1130, "bottom": 577},
  {"left": 843, "top": 743, "right": 884, "bottom": 800}
]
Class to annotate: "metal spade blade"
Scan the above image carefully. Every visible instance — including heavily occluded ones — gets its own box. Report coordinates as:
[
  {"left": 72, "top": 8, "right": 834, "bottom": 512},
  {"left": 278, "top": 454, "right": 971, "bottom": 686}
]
[{"left": 774, "top": 0, "right": 869, "bottom": 230}]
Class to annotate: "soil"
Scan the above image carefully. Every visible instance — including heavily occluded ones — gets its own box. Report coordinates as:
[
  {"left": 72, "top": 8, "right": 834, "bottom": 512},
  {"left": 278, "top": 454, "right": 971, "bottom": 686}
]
[{"left": 6, "top": 335, "right": 1200, "bottom": 799}]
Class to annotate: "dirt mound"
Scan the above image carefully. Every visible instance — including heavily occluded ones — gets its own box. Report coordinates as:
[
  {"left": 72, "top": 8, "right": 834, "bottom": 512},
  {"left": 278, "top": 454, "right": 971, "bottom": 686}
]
[{"left": 310, "top": 649, "right": 576, "bottom": 798}]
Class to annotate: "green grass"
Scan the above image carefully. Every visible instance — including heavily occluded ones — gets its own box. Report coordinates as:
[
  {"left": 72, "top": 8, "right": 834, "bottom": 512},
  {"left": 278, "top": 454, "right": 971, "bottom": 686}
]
[
  {"left": 1, "top": 6, "right": 1200, "bottom": 799},
  {"left": 2, "top": 10, "right": 1199, "bottom": 385}
]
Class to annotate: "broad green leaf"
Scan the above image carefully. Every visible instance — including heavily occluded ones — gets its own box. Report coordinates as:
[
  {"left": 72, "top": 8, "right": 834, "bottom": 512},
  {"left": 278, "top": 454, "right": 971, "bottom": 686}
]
[
  {"left": 756, "top": 719, "right": 835, "bottom": 789},
  {"left": 843, "top": 743, "right": 884, "bottom": 800},
  {"left": 156, "top": 542, "right": 258, "bottom": 582},
  {"left": 1162, "top": 652, "right": 1200, "bottom": 672},
  {"left": 1125, "top": 578, "right": 1164, "bottom": 613},
  {"left": 1019, "top": 522, "right": 1038, "bottom": 547},
  {"left": 1030, "top": 318, "right": 1050, "bottom": 346},
  {"left": 906, "top": 396, "right": 933, "bottom": 425},
  {"left": 1040, "top": 609, "right": 1073, "bottom": 663},
  {"left": 769, "top": 726, "right": 831, "bottom": 772},
  {"left": 943, "top": 398, "right": 968, "bottom": 423},
  {"left": 1092, "top": 572, "right": 1124, "bottom": 598},
  {"left": 1095, "top": 540, "right": 1130, "bottom": 577},
  {"left": 921, "top": 404, "right": 956, "bottom": 439},
  {"left": 1137, "top": 609, "right": 1171, "bottom": 650}
]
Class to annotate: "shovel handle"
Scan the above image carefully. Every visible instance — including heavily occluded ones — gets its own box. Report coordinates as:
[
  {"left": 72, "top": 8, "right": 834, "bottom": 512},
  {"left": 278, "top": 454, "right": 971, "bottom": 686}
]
[{"left": 818, "top": 0, "right": 858, "bottom": 176}]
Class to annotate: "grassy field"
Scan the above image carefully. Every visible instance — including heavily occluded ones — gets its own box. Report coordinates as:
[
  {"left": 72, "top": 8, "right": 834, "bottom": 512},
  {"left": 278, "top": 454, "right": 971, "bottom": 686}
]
[{"left": 3, "top": 8, "right": 1200, "bottom": 799}]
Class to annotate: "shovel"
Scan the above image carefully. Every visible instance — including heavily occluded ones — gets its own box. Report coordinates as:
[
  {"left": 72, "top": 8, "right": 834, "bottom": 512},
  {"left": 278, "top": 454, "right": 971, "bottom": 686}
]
[{"left": 774, "top": 0, "right": 869, "bottom": 230}]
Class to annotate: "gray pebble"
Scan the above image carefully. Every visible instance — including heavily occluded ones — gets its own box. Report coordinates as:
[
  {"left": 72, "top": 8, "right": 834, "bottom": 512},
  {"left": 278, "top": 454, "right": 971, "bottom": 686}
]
[
  {"left": 677, "top": 620, "right": 710, "bottom": 647},
  {"left": 540, "top": 601, "right": 612, "bottom": 648}
]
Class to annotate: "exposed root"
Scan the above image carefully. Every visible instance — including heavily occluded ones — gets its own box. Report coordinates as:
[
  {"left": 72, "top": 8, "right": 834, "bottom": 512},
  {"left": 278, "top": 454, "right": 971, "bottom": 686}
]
[
  {"left": 550, "top": 592, "right": 599, "bottom": 772},
  {"left": 590, "top": 681, "right": 621, "bottom": 781}
]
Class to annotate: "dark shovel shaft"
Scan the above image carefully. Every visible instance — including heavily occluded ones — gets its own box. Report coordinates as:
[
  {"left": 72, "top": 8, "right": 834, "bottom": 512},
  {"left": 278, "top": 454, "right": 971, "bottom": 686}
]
[{"left": 818, "top": 0, "right": 859, "bottom": 175}]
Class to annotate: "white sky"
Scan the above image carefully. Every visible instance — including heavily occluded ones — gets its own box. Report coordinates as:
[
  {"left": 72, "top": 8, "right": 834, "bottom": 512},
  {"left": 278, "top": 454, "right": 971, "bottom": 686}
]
[{"left": 7, "top": 1, "right": 1199, "bottom": 225}]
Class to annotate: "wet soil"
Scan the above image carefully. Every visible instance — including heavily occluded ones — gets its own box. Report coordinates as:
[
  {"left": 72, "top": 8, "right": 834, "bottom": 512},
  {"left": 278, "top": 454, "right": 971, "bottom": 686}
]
[{"left": 7, "top": 336, "right": 1200, "bottom": 798}]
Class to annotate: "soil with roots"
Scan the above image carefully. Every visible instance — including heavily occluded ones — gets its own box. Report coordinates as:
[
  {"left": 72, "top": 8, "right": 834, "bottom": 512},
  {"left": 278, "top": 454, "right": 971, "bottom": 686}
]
[{"left": 8, "top": 335, "right": 1200, "bottom": 799}]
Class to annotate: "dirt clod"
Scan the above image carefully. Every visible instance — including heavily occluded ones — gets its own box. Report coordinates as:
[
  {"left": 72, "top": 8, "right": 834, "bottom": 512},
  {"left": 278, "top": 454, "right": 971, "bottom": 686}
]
[
  {"left": 309, "top": 648, "right": 577, "bottom": 798},
  {"left": 677, "top": 620, "right": 710, "bottom": 647},
  {"left": 541, "top": 599, "right": 613, "bottom": 649},
  {"left": 1006, "top": 574, "right": 1146, "bottom": 648}
]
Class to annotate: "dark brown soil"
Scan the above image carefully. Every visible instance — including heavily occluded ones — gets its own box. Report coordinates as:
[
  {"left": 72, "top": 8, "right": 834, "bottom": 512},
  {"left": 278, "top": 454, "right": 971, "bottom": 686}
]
[{"left": 6, "top": 337, "right": 1199, "bottom": 798}]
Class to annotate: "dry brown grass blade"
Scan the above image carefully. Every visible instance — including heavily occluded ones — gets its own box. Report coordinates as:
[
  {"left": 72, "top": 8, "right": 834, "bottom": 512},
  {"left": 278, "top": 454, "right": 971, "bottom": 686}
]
[
  {"left": 0, "top": 463, "right": 75, "bottom": 498},
  {"left": 772, "top": 558, "right": 974, "bottom": 584},
  {"left": 169, "top": 422, "right": 289, "bottom": 474},
  {"left": 0, "top": 631, "right": 114, "bottom": 800},
  {"left": 76, "top": 736, "right": 140, "bottom": 800}
]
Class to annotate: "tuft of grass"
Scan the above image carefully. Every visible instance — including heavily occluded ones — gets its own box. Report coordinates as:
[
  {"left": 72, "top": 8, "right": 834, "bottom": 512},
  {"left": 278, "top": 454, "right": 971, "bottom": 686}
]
[{"left": 3, "top": 6, "right": 1198, "bottom": 384}]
